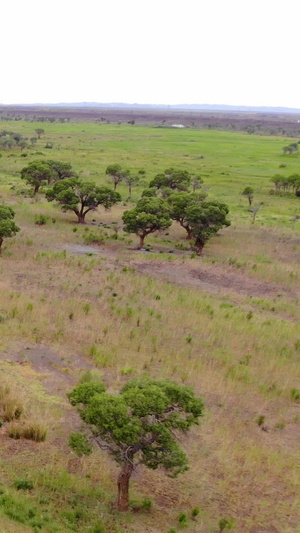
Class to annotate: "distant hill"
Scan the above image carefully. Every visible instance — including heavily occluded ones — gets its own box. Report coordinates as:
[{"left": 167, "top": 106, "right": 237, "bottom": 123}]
[{"left": 35, "top": 102, "right": 300, "bottom": 114}]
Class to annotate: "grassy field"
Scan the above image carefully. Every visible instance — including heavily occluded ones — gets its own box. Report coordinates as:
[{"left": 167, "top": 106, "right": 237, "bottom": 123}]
[{"left": 0, "top": 121, "right": 299, "bottom": 533}]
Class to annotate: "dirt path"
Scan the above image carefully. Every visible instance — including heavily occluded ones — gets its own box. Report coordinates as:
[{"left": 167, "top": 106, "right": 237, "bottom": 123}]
[{"left": 63, "top": 243, "right": 299, "bottom": 301}]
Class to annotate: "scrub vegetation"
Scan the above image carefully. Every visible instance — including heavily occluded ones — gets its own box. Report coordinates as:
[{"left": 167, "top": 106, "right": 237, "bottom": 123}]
[{"left": 0, "top": 118, "right": 299, "bottom": 533}]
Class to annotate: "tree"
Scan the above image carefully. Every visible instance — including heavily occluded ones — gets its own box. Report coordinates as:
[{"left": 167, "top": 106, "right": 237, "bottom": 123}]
[
  {"left": 105, "top": 164, "right": 125, "bottom": 191},
  {"left": 168, "top": 192, "right": 207, "bottom": 239},
  {"left": 242, "top": 186, "right": 254, "bottom": 206},
  {"left": 46, "top": 178, "right": 121, "bottom": 223},
  {"left": 185, "top": 201, "right": 230, "bottom": 255},
  {"left": 21, "top": 160, "right": 54, "bottom": 195},
  {"left": 0, "top": 206, "right": 20, "bottom": 254},
  {"left": 35, "top": 128, "right": 44, "bottom": 139},
  {"left": 122, "top": 197, "right": 171, "bottom": 248},
  {"left": 45, "top": 160, "right": 75, "bottom": 182},
  {"left": 249, "top": 203, "right": 263, "bottom": 224},
  {"left": 149, "top": 168, "right": 191, "bottom": 192},
  {"left": 191, "top": 175, "right": 203, "bottom": 192},
  {"left": 68, "top": 377, "right": 204, "bottom": 512},
  {"left": 124, "top": 173, "right": 140, "bottom": 197}
]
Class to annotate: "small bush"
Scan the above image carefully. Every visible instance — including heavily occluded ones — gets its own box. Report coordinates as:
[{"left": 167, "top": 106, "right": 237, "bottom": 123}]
[
  {"left": 255, "top": 415, "right": 265, "bottom": 427},
  {"left": 291, "top": 388, "right": 300, "bottom": 400},
  {"left": 14, "top": 479, "right": 34, "bottom": 491},
  {"left": 69, "top": 433, "right": 92, "bottom": 456},
  {"left": 219, "top": 517, "right": 235, "bottom": 531},
  {"left": 142, "top": 498, "right": 152, "bottom": 511},
  {"left": 191, "top": 507, "right": 200, "bottom": 518},
  {"left": 34, "top": 214, "right": 48, "bottom": 225},
  {"left": 178, "top": 511, "right": 188, "bottom": 527}
]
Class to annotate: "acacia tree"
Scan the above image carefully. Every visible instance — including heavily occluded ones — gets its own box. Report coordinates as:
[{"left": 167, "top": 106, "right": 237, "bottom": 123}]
[
  {"left": 45, "top": 160, "right": 75, "bottom": 182},
  {"left": 191, "top": 175, "right": 203, "bottom": 192},
  {"left": 124, "top": 173, "right": 140, "bottom": 197},
  {"left": 35, "top": 128, "right": 45, "bottom": 139},
  {"left": 46, "top": 178, "right": 121, "bottom": 223},
  {"left": 0, "top": 206, "right": 20, "bottom": 254},
  {"left": 149, "top": 168, "right": 191, "bottom": 192},
  {"left": 185, "top": 201, "right": 230, "bottom": 254},
  {"left": 122, "top": 197, "right": 171, "bottom": 248},
  {"left": 168, "top": 192, "right": 207, "bottom": 239},
  {"left": 105, "top": 164, "right": 126, "bottom": 191},
  {"left": 242, "top": 186, "right": 254, "bottom": 206},
  {"left": 21, "top": 161, "right": 53, "bottom": 195},
  {"left": 68, "top": 378, "right": 204, "bottom": 512}
]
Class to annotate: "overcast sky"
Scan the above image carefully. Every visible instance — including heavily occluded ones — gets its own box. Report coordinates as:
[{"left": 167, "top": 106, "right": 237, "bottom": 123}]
[{"left": 1, "top": 0, "right": 299, "bottom": 107}]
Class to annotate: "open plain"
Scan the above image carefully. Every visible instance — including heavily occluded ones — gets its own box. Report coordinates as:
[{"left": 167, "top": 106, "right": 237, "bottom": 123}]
[{"left": 0, "top": 117, "right": 299, "bottom": 532}]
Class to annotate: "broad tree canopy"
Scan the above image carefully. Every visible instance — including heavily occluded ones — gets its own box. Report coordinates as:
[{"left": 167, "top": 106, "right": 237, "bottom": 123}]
[
  {"left": 68, "top": 377, "right": 204, "bottom": 511},
  {"left": 149, "top": 168, "right": 191, "bottom": 192},
  {"left": 122, "top": 197, "right": 171, "bottom": 248},
  {"left": 186, "top": 201, "right": 230, "bottom": 254},
  {"left": 46, "top": 178, "right": 121, "bottom": 223}
]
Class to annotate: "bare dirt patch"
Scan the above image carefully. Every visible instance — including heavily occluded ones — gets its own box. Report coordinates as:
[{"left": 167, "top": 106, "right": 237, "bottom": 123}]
[{"left": 61, "top": 242, "right": 299, "bottom": 302}]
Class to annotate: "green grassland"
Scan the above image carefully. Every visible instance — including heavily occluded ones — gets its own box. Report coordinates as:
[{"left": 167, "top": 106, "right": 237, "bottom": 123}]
[{"left": 0, "top": 121, "right": 299, "bottom": 533}]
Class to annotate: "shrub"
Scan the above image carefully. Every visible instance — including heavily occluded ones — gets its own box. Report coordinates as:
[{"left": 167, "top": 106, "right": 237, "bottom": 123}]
[
  {"left": 178, "top": 511, "right": 188, "bottom": 527},
  {"left": 69, "top": 433, "right": 92, "bottom": 456},
  {"left": 14, "top": 479, "right": 34, "bottom": 491},
  {"left": 191, "top": 507, "right": 200, "bottom": 518},
  {"left": 142, "top": 498, "right": 152, "bottom": 511},
  {"left": 34, "top": 214, "right": 48, "bottom": 225},
  {"left": 291, "top": 388, "right": 300, "bottom": 400}
]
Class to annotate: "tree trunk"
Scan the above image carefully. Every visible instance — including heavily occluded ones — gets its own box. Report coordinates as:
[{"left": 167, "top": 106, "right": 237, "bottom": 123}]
[
  {"left": 114, "top": 181, "right": 117, "bottom": 191},
  {"left": 195, "top": 238, "right": 204, "bottom": 255},
  {"left": 34, "top": 184, "right": 40, "bottom": 195},
  {"left": 129, "top": 184, "right": 132, "bottom": 196},
  {"left": 248, "top": 196, "right": 252, "bottom": 206},
  {"left": 138, "top": 234, "right": 145, "bottom": 249},
  {"left": 0, "top": 238, "right": 3, "bottom": 254},
  {"left": 185, "top": 227, "right": 193, "bottom": 240},
  {"left": 77, "top": 212, "right": 86, "bottom": 223},
  {"left": 117, "top": 463, "right": 133, "bottom": 511}
]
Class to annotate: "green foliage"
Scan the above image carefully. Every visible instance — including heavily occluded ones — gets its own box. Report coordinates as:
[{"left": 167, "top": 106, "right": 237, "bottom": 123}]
[
  {"left": 68, "top": 381, "right": 106, "bottom": 406},
  {"left": 46, "top": 178, "right": 121, "bottom": 223},
  {"left": 242, "top": 186, "right": 254, "bottom": 205},
  {"left": 255, "top": 415, "right": 265, "bottom": 426},
  {"left": 191, "top": 506, "right": 200, "bottom": 517},
  {"left": 13, "top": 479, "right": 34, "bottom": 491},
  {"left": 149, "top": 168, "right": 191, "bottom": 191},
  {"left": 291, "top": 388, "right": 300, "bottom": 400},
  {"left": 105, "top": 164, "right": 129, "bottom": 190},
  {"left": 177, "top": 511, "right": 188, "bottom": 527},
  {"left": 185, "top": 201, "right": 230, "bottom": 254},
  {"left": 69, "top": 433, "right": 93, "bottom": 456},
  {"left": 219, "top": 517, "right": 235, "bottom": 531},
  {"left": 45, "top": 160, "right": 75, "bottom": 180},
  {"left": 168, "top": 192, "right": 207, "bottom": 238},
  {"left": 0, "top": 206, "right": 20, "bottom": 252},
  {"left": 34, "top": 214, "right": 48, "bottom": 225},
  {"left": 21, "top": 160, "right": 53, "bottom": 195},
  {"left": 122, "top": 197, "right": 171, "bottom": 247},
  {"left": 69, "top": 377, "right": 204, "bottom": 504}
]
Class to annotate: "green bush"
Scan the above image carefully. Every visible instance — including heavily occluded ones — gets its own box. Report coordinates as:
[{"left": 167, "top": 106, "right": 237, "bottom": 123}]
[
  {"left": 14, "top": 479, "right": 34, "bottom": 491},
  {"left": 34, "top": 214, "right": 48, "bottom": 225}
]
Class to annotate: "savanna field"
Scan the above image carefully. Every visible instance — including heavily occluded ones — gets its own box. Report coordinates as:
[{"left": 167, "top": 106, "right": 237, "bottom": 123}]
[{"left": 0, "top": 120, "right": 300, "bottom": 533}]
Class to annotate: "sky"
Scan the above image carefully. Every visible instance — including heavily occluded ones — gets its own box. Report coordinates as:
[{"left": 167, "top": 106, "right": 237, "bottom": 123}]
[{"left": 1, "top": 0, "right": 299, "bottom": 108}]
